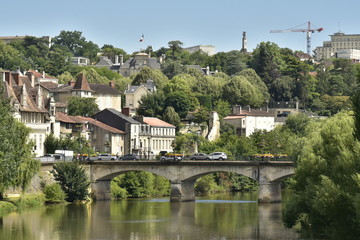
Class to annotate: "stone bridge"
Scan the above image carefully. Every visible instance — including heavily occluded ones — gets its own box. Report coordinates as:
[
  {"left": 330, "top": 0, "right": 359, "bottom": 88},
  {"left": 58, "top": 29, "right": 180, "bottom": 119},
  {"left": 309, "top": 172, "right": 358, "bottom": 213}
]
[{"left": 41, "top": 160, "right": 295, "bottom": 203}]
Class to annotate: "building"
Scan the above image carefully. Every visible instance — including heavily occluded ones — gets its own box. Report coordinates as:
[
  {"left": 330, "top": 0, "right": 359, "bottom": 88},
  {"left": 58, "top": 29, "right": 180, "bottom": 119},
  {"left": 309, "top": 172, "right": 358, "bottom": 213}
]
[
  {"left": 71, "top": 57, "right": 90, "bottom": 66},
  {"left": 51, "top": 73, "right": 122, "bottom": 112},
  {"left": 92, "top": 108, "right": 141, "bottom": 155},
  {"left": 1, "top": 70, "right": 57, "bottom": 156},
  {"left": 135, "top": 116, "right": 176, "bottom": 157},
  {"left": 123, "top": 80, "right": 156, "bottom": 116},
  {"left": 314, "top": 32, "right": 360, "bottom": 60},
  {"left": 55, "top": 112, "right": 125, "bottom": 155},
  {"left": 184, "top": 45, "right": 216, "bottom": 56},
  {"left": 0, "top": 35, "right": 51, "bottom": 48},
  {"left": 223, "top": 106, "right": 274, "bottom": 137},
  {"left": 336, "top": 49, "right": 360, "bottom": 61},
  {"left": 119, "top": 53, "right": 161, "bottom": 77}
]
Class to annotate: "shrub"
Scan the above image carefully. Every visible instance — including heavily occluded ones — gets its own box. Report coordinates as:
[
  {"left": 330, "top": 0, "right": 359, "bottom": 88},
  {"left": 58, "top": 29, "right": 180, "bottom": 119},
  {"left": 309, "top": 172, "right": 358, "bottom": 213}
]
[
  {"left": 15, "top": 194, "right": 45, "bottom": 210},
  {"left": 110, "top": 181, "right": 127, "bottom": 200},
  {"left": 52, "top": 162, "right": 90, "bottom": 202},
  {"left": 0, "top": 201, "right": 17, "bottom": 217},
  {"left": 43, "top": 183, "right": 66, "bottom": 203}
]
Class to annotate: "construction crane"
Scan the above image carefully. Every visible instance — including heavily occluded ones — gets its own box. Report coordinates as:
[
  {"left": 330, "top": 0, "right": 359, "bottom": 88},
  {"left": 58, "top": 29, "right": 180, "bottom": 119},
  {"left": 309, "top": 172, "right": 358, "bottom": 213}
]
[{"left": 270, "top": 21, "right": 323, "bottom": 54}]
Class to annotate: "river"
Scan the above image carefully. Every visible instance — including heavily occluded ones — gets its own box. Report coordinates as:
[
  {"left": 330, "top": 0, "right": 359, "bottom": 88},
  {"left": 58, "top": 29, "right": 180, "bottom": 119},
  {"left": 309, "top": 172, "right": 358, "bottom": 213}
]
[{"left": 0, "top": 191, "right": 299, "bottom": 240}]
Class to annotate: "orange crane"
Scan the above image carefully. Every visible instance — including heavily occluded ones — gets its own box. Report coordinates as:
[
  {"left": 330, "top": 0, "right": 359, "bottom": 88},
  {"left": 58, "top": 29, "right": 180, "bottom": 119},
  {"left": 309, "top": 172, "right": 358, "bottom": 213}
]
[{"left": 270, "top": 21, "right": 323, "bottom": 55}]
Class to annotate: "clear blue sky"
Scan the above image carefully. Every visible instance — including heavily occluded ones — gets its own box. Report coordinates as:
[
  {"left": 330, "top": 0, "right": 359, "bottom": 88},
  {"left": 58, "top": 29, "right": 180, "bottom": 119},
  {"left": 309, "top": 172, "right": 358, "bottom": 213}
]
[{"left": 2, "top": 0, "right": 360, "bottom": 54}]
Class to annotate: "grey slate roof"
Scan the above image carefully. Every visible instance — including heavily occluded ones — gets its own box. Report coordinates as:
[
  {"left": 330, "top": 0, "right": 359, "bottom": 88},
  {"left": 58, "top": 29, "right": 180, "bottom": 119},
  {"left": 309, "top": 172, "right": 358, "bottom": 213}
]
[
  {"left": 90, "top": 84, "right": 120, "bottom": 95},
  {"left": 120, "top": 58, "right": 160, "bottom": 70},
  {"left": 105, "top": 108, "right": 140, "bottom": 124},
  {"left": 124, "top": 85, "right": 140, "bottom": 94}
]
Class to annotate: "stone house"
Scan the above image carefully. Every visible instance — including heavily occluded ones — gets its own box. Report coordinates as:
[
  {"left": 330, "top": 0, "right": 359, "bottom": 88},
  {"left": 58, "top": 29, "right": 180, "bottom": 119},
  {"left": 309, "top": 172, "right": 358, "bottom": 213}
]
[
  {"left": 224, "top": 106, "right": 275, "bottom": 137},
  {"left": 119, "top": 53, "right": 160, "bottom": 77},
  {"left": 92, "top": 108, "right": 141, "bottom": 155},
  {"left": 1, "top": 70, "right": 57, "bottom": 157},
  {"left": 123, "top": 80, "right": 156, "bottom": 116},
  {"left": 51, "top": 73, "right": 122, "bottom": 112}
]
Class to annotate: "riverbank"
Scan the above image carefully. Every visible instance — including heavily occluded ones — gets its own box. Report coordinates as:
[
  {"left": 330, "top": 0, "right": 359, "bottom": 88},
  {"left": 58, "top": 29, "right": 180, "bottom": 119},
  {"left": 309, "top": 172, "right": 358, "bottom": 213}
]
[{"left": 0, "top": 194, "right": 45, "bottom": 217}]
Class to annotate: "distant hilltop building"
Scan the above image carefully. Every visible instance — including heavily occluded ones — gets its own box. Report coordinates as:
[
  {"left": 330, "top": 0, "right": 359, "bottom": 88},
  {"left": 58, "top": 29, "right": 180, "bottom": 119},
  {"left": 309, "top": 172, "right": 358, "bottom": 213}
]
[
  {"left": 0, "top": 35, "right": 51, "bottom": 48},
  {"left": 314, "top": 32, "right": 360, "bottom": 61},
  {"left": 184, "top": 45, "right": 216, "bottom": 56}
]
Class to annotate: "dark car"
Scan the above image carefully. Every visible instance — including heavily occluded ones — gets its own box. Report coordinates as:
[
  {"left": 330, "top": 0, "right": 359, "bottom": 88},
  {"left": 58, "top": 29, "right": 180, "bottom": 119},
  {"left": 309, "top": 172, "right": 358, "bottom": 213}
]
[
  {"left": 119, "top": 154, "right": 140, "bottom": 160},
  {"left": 189, "top": 153, "right": 209, "bottom": 160}
]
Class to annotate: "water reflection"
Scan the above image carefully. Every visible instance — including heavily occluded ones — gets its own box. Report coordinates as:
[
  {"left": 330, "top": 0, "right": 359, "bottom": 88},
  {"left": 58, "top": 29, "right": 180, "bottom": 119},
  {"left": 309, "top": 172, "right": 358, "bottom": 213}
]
[{"left": 0, "top": 192, "right": 299, "bottom": 240}]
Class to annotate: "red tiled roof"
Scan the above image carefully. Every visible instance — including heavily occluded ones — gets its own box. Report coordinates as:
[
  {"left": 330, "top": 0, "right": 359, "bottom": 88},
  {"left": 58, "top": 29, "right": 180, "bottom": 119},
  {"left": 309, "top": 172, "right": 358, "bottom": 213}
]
[
  {"left": 143, "top": 117, "right": 175, "bottom": 127},
  {"left": 79, "top": 117, "right": 125, "bottom": 134},
  {"left": 72, "top": 73, "right": 92, "bottom": 91}
]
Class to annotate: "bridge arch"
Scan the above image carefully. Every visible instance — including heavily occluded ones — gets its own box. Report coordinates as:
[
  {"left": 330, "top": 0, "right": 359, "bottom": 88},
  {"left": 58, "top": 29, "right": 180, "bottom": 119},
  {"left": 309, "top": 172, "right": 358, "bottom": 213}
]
[{"left": 43, "top": 161, "right": 295, "bottom": 203}]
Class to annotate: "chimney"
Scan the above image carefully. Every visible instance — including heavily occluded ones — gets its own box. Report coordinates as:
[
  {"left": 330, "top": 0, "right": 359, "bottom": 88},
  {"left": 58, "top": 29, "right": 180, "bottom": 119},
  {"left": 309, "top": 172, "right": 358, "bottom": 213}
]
[
  {"left": 21, "top": 84, "right": 28, "bottom": 108},
  {"left": 115, "top": 55, "right": 119, "bottom": 65},
  {"left": 122, "top": 107, "right": 130, "bottom": 116},
  {"left": 68, "top": 81, "right": 75, "bottom": 86},
  {"left": 5, "top": 72, "right": 11, "bottom": 87},
  {"left": 232, "top": 105, "right": 242, "bottom": 114},
  {"left": 37, "top": 86, "right": 43, "bottom": 108},
  {"left": 119, "top": 54, "right": 124, "bottom": 66},
  {"left": 12, "top": 72, "right": 20, "bottom": 86},
  {"left": 109, "top": 80, "right": 115, "bottom": 88},
  {"left": 26, "top": 72, "right": 35, "bottom": 87},
  {"left": 42, "top": 70, "right": 45, "bottom": 78},
  {"left": 248, "top": 105, "right": 251, "bottom": 112}
]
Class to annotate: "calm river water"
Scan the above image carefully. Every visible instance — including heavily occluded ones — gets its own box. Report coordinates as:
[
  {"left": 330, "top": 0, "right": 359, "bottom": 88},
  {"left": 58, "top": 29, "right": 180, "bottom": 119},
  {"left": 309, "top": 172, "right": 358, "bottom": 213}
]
[{"left": 0, "top": 192, "right": 299, "bottom": 240}]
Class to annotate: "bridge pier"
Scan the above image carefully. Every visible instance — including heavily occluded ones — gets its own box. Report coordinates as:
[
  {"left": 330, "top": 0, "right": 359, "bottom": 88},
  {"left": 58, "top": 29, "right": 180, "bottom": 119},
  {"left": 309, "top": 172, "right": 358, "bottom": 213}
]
[
  {"left": 258, "top": 181, "right": 282, "bottom": 203},
  {"left": 170, "top": 181, "right": 195, "bottom": 202},
  {"left": 91, "top": 180, "right": 112, "bottom": 200}
]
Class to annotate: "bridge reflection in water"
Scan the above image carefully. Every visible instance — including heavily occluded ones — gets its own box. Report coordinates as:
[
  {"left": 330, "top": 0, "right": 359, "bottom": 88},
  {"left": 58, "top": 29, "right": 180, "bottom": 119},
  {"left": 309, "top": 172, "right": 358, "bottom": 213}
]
[{"left": 41, "top": 160, "right": 294, "bottom": 202}]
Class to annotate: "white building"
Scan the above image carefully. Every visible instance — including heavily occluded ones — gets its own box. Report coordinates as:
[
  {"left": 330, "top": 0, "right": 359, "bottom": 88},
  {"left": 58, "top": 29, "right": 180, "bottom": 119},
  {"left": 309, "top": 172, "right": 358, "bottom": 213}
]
[
  {"left": 315, "top": 32, "right": 360, "bottom": 60},
  {"left": 184, "top": 45, "right": 216, "bottom": 56},
  {"left": 223, "top": 106, "right": 275, "bottom": 137},
  {"left": 336, "top": 49, "right": 360, "bottom": 61}
]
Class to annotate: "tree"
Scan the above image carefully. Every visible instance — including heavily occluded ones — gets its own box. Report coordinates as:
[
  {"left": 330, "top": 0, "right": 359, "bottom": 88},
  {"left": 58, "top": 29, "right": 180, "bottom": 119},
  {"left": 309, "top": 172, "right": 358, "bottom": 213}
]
[
  {"left": 165, "top": 91, "right": 191, "bottom": 118},
  {"left": 251, "top": 42, "right": 282, "bottom": 87},
  {"left": 168, "top": 40, "right": 183, "bottom": 60},
  {"left": 0, "top": 41, "right": 30, "bottom": 71},
  {"left": 52, "top": 162, "right": 90, "bottom": 202},
  {"left": 222, "top": 76, "right": 264, "bottom": 107},
  {"left": 0, "top": 91, "right": 37, "bottom": 199},
  {"left": 283, "top": 112, "right": 360, "bottom": 239},
  {"left": 137, "top": 91, "right": 166, "bottom": 117},
  {"left": 131, "top": 67, "right": 169, "bottom": 90},
  {"left": 163, "top": 106, "right": 181, "bottom": 129},
  {"left": 161, "top": 59, "right": 187, "bottom": 79},
  {"left": 67, "top": 96, "right": 99, "bottom": 116}
]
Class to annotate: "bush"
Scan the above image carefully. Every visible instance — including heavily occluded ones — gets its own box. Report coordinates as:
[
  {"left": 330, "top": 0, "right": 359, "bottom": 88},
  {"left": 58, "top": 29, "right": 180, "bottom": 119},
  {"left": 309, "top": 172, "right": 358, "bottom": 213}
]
[
  {"left": 43, "top": 183, "right": 66, "bottom": 203},
  {"left": 15, "top": 194, "right": 45, "bottom": 210},
  {"left": 52, "top": 162, "right": 90, "bottom": 202},
  {"left": 0, "top": 201, "right": 17, "bottom": 217},
  {"left": 110, "top": 181, "right": 127, "bottom": 200}
]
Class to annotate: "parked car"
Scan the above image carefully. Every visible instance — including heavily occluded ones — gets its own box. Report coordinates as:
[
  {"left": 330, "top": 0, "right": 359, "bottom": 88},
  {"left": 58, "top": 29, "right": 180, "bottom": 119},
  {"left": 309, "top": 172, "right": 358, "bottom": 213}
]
[
  {"left": 97, "top": 153, "right": 116, "bottom": 161},
  {"left": 119, "top": 154, "right": 140, "bottom": 160},
  {"left": 208, "top": 152, "right": 227, "bottom": 160},
  {"left": 189, "top": 153, "right": 209, "bottom": 160},
  {"left": 160, "top": 153, "right": 182, "bottom": 162}
]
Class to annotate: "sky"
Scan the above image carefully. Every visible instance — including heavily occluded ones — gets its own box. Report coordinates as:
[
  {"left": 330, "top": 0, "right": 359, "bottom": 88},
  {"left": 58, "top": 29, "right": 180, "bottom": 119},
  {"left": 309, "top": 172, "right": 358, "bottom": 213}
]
[{"left": 2, "top": 0, "right": 360, "bottom": 54}]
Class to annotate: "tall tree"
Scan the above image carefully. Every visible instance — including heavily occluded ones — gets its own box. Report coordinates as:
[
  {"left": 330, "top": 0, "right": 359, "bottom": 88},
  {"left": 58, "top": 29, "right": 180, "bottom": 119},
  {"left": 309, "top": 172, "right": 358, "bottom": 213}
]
[
  {"left": 0, "top": 90, "right": 36, "bottom": 199},
  {"left": 168, "top": 40, "right": 183, "bottom": 60}
]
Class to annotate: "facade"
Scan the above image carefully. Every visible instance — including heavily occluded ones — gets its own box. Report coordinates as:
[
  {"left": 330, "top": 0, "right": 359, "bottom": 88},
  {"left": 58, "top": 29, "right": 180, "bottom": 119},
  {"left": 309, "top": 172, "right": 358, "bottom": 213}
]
[
  {"left": 56, "top": 112, "right": 125, "bottom": 155},
  {"left": 123, "top": 80, "right": 156, "bottom": 116},
  {"left": 223, "top": 106, "right": 275, "bottom": 137},
  {"left": 1, "top": 70, "right": 57, "bottom": 157},
  {"left": 92, "top": 108, "right": 141, "bottom": 155},
  {"left": 51, "top": 73, "right": 121, "bottom": 112},
  {"left": 119, "top": 53, "right": 161, "bottom": 77},
  {"left": 314, "top": 32, "right": 360, "bottom": 60},
  {"left": 336, "top": 49, "right": 360, "bottom": 61},
  {"left": 135, "top": 116, "right": 176, "bottom": 157},
  {"left": 184, "top": 45, "right": 216, "bottom": 56},
  {"left": 71, "top": 57, "right": 90, "bottom": 66}
]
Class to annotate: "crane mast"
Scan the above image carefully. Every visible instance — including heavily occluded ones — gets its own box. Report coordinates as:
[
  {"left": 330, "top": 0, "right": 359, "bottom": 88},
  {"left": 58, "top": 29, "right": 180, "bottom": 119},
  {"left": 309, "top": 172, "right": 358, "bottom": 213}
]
[{"left": 270, "top": 21, "right": 323, "bottom": 54}]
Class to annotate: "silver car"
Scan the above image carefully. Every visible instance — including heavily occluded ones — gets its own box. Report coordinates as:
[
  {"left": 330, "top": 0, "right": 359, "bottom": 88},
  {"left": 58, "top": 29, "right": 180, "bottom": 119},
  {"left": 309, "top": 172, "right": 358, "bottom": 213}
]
[
  {"left": 97, "top": 154, "right": 116, "bottom": 161},
  {"left": 208, "top": 152, "right": 227, "bottom": 160}
]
